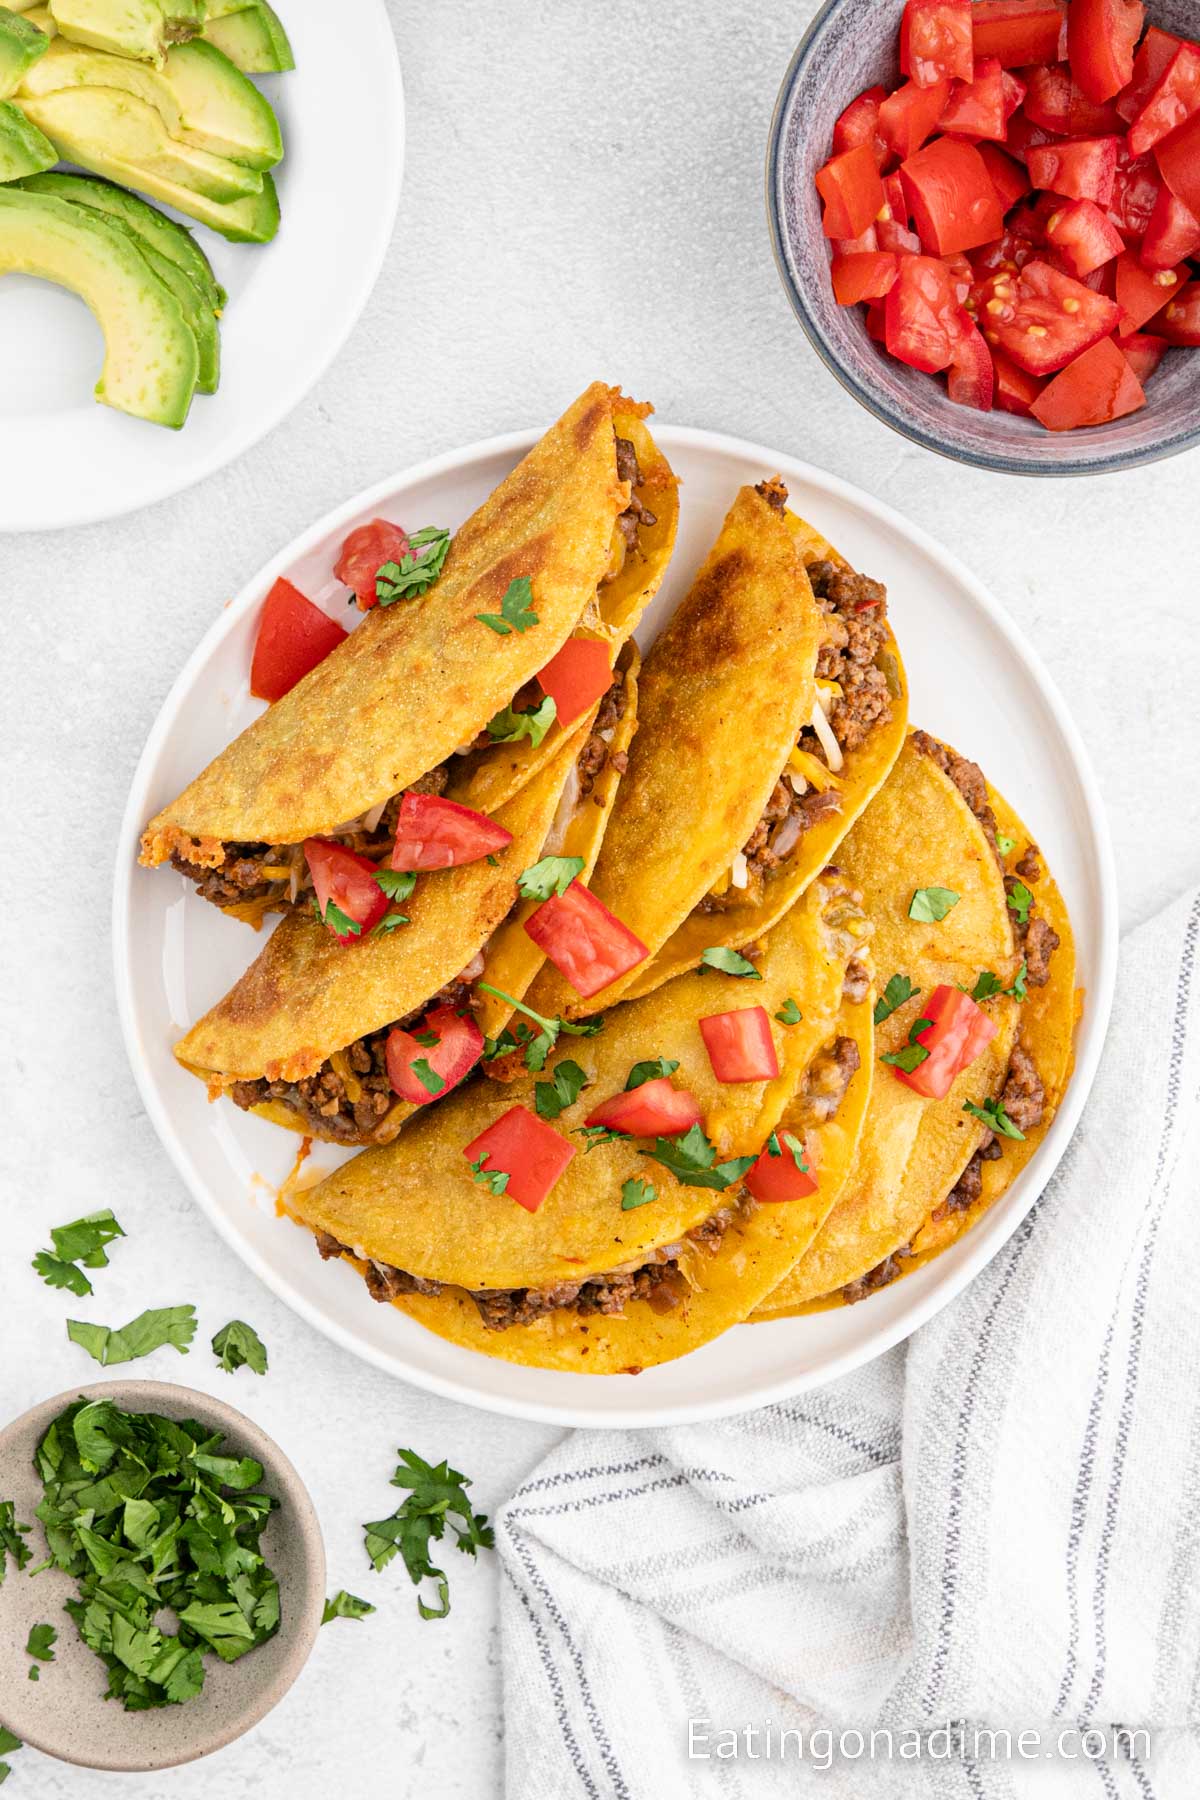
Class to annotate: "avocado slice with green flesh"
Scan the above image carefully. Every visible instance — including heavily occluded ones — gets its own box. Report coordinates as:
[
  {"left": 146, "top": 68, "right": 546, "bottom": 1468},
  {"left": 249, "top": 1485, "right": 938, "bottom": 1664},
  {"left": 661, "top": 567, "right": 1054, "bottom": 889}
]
[
  {"left": 21, "top": 168, "right": 225, "bottom": 306},
  {"left": 48, "top": 0, "right": 203, "bottom": 66},
  {"left": 106, "top": 213, "right": 217, "bottom": 389},
  {"left": 0, "top": 6, "right": 49, "bottom": 100},
  {"left": 20, "top": 35, "right": 282, "bottom": 168},
  {"left": 29, "top": 144, "right": 277, "bottom": 239},
  {"left": 18, "top": 87, "right": 265, "bottom": 201},
  {"left": 0, "top": 184, "right": 198, "bottom": 424},
  {"left": 0, "top": 94, "right": 53, "bottom": 177},
  {"left": 201, "top": 2, "right": 292, "bottom": 75}
]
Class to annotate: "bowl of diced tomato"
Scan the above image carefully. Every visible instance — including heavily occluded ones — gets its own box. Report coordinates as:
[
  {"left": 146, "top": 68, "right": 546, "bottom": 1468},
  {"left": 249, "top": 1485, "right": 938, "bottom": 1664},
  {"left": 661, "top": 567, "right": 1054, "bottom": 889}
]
[{"left": 767, "top": 0, "right": 1200, "bottom": 472}]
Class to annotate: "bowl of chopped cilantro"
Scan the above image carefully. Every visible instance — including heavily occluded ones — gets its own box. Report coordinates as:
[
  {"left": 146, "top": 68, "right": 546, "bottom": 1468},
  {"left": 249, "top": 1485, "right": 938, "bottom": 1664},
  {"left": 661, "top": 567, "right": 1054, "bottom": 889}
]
[{"left": 0, "top": 1382, "right": 325, "bottom": 1773}]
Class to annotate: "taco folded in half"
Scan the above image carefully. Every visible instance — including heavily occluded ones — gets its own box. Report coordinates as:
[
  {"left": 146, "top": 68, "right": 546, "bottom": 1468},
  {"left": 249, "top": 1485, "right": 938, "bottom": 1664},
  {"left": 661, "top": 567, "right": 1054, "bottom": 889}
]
[
  {"left": 752, "top": 729, "right": 1076, "bottom": 1318},
  {"left": 281, "top": 871, "right": 874, "bottom": 1374},
  {"left": 526, "top": 479, "right": 907, "bottom": 1020},
  {"left": 140, "top": 382, "right": 678, "bottom": 925}
]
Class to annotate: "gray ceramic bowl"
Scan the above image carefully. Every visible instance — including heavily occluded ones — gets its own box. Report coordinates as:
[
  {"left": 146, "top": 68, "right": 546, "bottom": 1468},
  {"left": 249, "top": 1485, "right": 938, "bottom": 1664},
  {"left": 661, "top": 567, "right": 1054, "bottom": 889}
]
[
  {"left": 767, "top": 0, "right": 1200, "bottom": 474},
  {"left": 0, "top": 1381, "right": 325, "bottom": 1773}
]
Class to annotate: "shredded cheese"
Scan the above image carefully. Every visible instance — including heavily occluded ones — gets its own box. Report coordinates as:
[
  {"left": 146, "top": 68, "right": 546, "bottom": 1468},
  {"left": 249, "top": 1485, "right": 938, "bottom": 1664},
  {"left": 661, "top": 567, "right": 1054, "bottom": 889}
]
[
  {"left": 329, "top": 1050, "right": 363, "bottom": 1104},
  {"left": 258, "top": 864, "right": 294, "bottom": 880},
  {"left": 730, "top": 851, "right": 749, "bottom": 890},
  {"left": 809, "top": 701, "right": 844, "bottom": 773},
  {"left": 788, "top": 746, "right": 840, "bottom": 791}
]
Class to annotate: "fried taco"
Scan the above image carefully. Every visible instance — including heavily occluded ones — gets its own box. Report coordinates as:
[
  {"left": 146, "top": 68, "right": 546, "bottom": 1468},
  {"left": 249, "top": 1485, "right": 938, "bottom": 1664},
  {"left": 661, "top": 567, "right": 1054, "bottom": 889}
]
[
  {"left": 280, "top": 872, "right": 875, "bottom": 1374},
  {"left": 752, "top": 729, "right": 1076, "bottom": 1318},
  {"left": 140, "top": 382, "right": 678, "bottom": 924},
  {"left": 526, "top": 479, "right": 907, "bottom": 1020}
]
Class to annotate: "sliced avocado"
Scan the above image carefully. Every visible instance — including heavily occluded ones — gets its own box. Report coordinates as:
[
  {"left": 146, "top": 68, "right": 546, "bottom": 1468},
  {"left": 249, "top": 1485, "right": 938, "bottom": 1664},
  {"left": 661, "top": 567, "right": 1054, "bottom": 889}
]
[
  {"left": 0, "top": 184, "right": 197, "bottom": 424},
  {"left": 201, "top": 2, "right": 292, "bottom": 75},
  {"left": 26, "top": 150, "right": 277, "bottom": 239},
  {"left": 0, "top": 94, "right": 53, "bottom": 177},
  {"left": 20, "top": 168, "right": 225, "bottom": 306},
  {"left": 47, "top": 0, "right": 202, "bottom": 66},
  {"left": 0, "top": 7, "right": 48, "bottom": 100},
  {"left": 18, "top": 87, "right": 265, "bottom": 201},
  {"left": 108, "top": 215, "right": 217, "bottom": 389},
  {"left": 20, "top": 36, "right": 282, "bottom": 169}
]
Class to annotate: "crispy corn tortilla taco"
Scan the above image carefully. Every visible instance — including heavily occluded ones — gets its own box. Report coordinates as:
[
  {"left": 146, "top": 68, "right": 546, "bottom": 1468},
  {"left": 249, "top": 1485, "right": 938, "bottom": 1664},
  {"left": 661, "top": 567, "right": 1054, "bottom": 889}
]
[
  {"left": 280, "top": 872, "right": 874, "bottom": 1373},
  {"left": 752, "top": 730, "right": 1077, "bottom": 1318},
  {"left": 140, "top": 383, "right": 678, "bottom": 924},
  {"left": 528, "top": 480, "right": 907, "bottom": 1020}
]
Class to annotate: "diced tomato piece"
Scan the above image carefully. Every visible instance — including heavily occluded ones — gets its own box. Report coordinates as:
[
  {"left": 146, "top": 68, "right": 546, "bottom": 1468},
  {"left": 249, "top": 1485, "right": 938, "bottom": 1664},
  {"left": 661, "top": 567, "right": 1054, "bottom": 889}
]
[
  {"left": 901, "top": 138, "right": 1006, "bottom": 253},
  {"left": 1153, "top": 110, "right": 1200, "bottom": 221},
  {"left": 1027, "top": 137, "right": 1121, "bottom": 205},
  {"left": 1107, "top": 147, "right": 1163, "bottom": 239},
  {"left": 1116, "top": 26, "right": 1183, "bottom": 124},
  {"left": 900, "top": 0, "right": 974, "bottom": 86},
  {"left": 1022, "top": 62, "right": 1071, "bottom": 133},
  {"left": 1004, "top": 110, "right": 1062, "bottom": 165},
  {"left": 304, "top": 839, "right": 390, "bottom": 943},
  {"left": 833, "top": 225, "right": 880, "bottom": 254},
  {"left": 833, "top": 84, "right": 890, "bottom": 168},
  {"left": 884, "top": 253, "right": 966, "bottom": 370},
  {"left": 1030, "top": 335, "right": 1146, "bottom": 427},
  {"left": 942, "top": 252, "right": 974, "bottom": 303},
  {"left": 1119, "top": 329, "right": 1168, "bottom": 380},
  {"left": 988, "top": 258, "right": 1123, "bottom": 373},
  {"left": 1045, "top": 198, "right": 1125, "bottom": 276},
  {"left": 389, "top": 793, "right": 513, "bottom": 872},
  {"left": 1068, "top": 85, "right": 1126, "bottom": 136},
  {"left": 744, "top": 1132, "right": 819, "bottom": 1204},
  {"left": 883, "top": 170, "right": 909, "bottom": 223},
  {"left": 832, "top": 250, "right": 899, "bottom": 304},
  {"left": 698, "top": 1007, "right": 780, "bottom": 1085},
  {"left": 1051, "top": 253, "right": 1118, "bottom": 295},
  {"left": 523, "top": 881, "right": 648, "bottom": 998},
  {"left": 879, "top": 77, "right": 952, "bottom": 161},
  {"left": 1068, "top": 0, "right": 1145, "bottom": 105},
  {"left": 977, "top": 142, "right": 1031, "bottom": 211},
  {"left": 816, "top": 143, "right": 886, "bottom": 239},
  {"left": 334, "top": 518, "right": 412, "bottom": 611},
  {"left": 971, "top": 0, "right": 1065, "bottom": 67},
  {"left": 1114, "top": 250, "right": 1189, "bottom": 332},
  {"left": 969, "top": 228, "right": 1035, "bottom": 279},
  {"left": 249, "top": 577, "right": 348, "bottom": 704},
  {"left": 461, "top": 1105, "right": 575, "bottom": 1214},
  {"left": 386, "top": 1003, "right": 484, "bottom": 1107},
  {"left": 946, "top": 316, "right": 996, "bottom": 407},
  {"left": 939, "top": 56, "right": 1007, "bottom": 139},
  {"left": 878, "top": 217, "right": 924, "bottom": 253},
  {"left": 888, "top": 984, "right": 998, "bottom": 1100},
  {"left": 990, "top": 348, "right": 1046, "bottom": 413},
  {"left": 535, "top": 637, "right": 612, "bottom": 729},
  {"left": 1127, "top": 42, "right": 1200, "bottom": 154},
  {"left": 1140, "top": 186, "right": 1200, "bottom": 268},
  {"left": 1152, "top": 280, "right": 1200, "bottom": 343},
  {"left": 1002, "top": 69, "right": 1028, "bottom": 121},
  {"left": 584, "top": 1075, "right": 702, "bottom": 1139},
  {"left": 866, "top": 300, "right": 889, "bottom": 341}
]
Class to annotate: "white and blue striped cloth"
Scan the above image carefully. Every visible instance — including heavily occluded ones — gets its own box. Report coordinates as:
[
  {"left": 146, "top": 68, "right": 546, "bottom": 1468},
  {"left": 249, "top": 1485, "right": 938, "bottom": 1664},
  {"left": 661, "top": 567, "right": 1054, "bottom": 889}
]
[{"left": 498, "top": 890, "right": 1200, "bottom": 1797}]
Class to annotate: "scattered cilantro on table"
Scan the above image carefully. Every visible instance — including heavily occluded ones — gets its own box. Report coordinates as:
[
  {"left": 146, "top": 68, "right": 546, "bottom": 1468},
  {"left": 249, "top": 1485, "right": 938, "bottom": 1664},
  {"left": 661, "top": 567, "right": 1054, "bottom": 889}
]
[
  {"left": 66, "top": 1305, "right": 197, "bottom": 1367},
  {"left": 32, "top": 1209, "right": 125, "bottom": 1298},
  {"left": 212, "top": 1320, "right": 269, "bottom": 1377},
  {"left": 363, "top": 1449, "right": 493, "bottom": 1620},
  {"left": 321, "top": 1590, "right": 376, "bottom": 1625}
]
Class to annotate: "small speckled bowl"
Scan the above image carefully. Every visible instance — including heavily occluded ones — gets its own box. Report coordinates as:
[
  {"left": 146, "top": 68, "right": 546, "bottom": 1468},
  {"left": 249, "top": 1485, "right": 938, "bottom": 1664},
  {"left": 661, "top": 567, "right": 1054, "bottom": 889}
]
[
  {"left": 767, "top": 0, "right": 1200, "bottom": 474},
  {"left": 0, "top": 1381, "right": 325, "bottom": 1773}
]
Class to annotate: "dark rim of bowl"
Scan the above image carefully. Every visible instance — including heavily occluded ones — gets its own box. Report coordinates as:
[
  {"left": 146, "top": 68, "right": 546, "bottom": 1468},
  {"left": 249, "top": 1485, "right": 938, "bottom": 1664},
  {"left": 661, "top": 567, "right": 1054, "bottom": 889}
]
[{"left": 764, "top": 0, "right": 1200, "bottom": 477}]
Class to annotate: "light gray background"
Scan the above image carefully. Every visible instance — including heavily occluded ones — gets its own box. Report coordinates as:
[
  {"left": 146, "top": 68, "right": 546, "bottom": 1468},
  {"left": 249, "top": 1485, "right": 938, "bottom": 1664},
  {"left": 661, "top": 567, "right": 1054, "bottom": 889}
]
[{"left": 3, "top": 2, "right": 1198, "bottom": 1795}]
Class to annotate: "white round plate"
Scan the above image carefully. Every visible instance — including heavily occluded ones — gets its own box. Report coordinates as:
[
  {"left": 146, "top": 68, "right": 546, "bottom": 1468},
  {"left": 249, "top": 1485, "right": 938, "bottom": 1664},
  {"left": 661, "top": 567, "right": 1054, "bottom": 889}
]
[
  {"left": 0, "top": 3, "right": 402, "bottom": 533},
  {"left": 114, "top": 425, "right": 1117, "bottom": 1428}
]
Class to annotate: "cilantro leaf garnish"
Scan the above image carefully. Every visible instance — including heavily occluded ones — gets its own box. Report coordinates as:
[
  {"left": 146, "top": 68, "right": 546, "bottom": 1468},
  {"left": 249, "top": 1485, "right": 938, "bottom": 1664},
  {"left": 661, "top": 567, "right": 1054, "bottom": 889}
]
[
  {"left": 641, "top": 1124, "right": 755, "bottom": 1191},
  {"left": 700, "top": 946, "right": 762, "bottom": 980},
  {"left": 312, "top": 896, "right": 362, "bottom": 939},
  {"left": 518, "top": 855, "right": 584, "bottom": 901},
  {"left": 996, "top": 833, "right": 1016, "bottom": 856},
  {"left": 468, "top": 1153, "right": 509, "bottom": 1196},
  {"left": 908, "top": 887, "right": 960, "bottom": 923},
  {"left": 66, "top": 1305, "right": 197, "bottom": 1368},
  {"left": 212, "top": 1320, "right": 268, "bottom": 1377},
  {"left": 322, "top": 1590, "right": 376, "bottom": 1625},
  {"left": 963, "top": 962, "right": 1028, "bottom": 1003},
  {"left": 474, "top": 575, "right": 538, "bottom": 636},
  {"left": 486, "top": 696, "right": 557, "bottom": 748},
  {"left": 371, "top": 912, "right": 410, "bottom": 937},
  {"left": 625, "top": 1057, "right": 679, "bottom": 1090},
  {"left": 363, "top": 1448, "right": 493, "bottom": 1620},
  {"left": 774, "top": 997, "right": 802, "bottom": 1025},
  {"left": 534, "top": 1059, "right": 588, "bottom": 1121},
  {"left": 778, "top": 1130, "right": 809, "bottom": 1172},
  {"left": 574, "top": 1124, "right": 629, "bottom": 1152},
  {"left": 0, "top": 1502, "right": 31, "bottom": 1585},
  {"left": 873, "top": 974, "right": 919, "bottom": 1026},
  {"left": 1006, "top": 880, "right": 1033, "bottom": 927},
  {"left": 374, "top": 868, "right": 417, "bottom": 901},
  {"left": 963, "top": 1096, "right": 1026, "bottom": 1141},
  {"left": 32, "top": 1209, "right": 125, "bottom": 1299},
  {"left": 375, "top": 525, "right": 451, "bottom": 605},
  {"left": 411, "top": 1058, "right": 446, "bottom": 1097},
  {"left": 621, "top": 1177, "right": 657, "bottom": 1211},
  {"left": 1009, "top": 960, "right": 1028, "bottom": 1001},
  {"left": 881, "top": 1015, "right": 933, "bottom": 1074},
  {"left": 412, "top": 1028, "right": 440, "bottom": 1047},
  {"left": 478, "top": 982, "right": 602, "bottom": 1073}
]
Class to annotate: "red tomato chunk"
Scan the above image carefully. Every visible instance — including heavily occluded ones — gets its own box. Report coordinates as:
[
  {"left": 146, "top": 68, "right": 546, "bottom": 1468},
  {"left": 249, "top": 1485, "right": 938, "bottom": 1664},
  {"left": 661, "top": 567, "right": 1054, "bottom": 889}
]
[
  {"left": 462, "top": 1105, "right": 575, "bottom": 1214},
  {"left": 523, "top": 881, "right": 649, "bottom": 998},
  {"left": 250, "top": 578, "right": 348, "bottom": 703},
  {"left": 386, "top": 1004, "right": 484, "bottom": 1106},
  {"left": 880, "top": 77, "right": 952, "bottom": 160},
  {"left": 536, "top": 637, "right": 613, "bottom": 729},
  {"left": 1029, "top": 333, "right": 1146, "bottom": 425},
  {"left": 1127, "top": 40, "right": 1200, "bottom": 155},
  {"left": 584, "top": 1077, "right": 702, "bottom": 1139},
  {"left": 1045, "top": 198, "right": 1124, "bottom": 276},
  {"left": 1027, "top": 136, "right": 1121, "bottom": 205},
  {"left": 901, "top": 0, "right": 975, "bottom": 87},
  {"left": 833, "top": 85, "right": 890, "bottom": 167},
  {"left": 940, "top": 56, "right": 1008, "bottom": 139},
  {"left": 971, "top": 0, "right": 1064, "bottom": 68},
  {"left": 832, "top": 250, "right": 899, "bottom": 305},
  {"left": 987, "top": 259, "right": 1122, "bottom": 373},
  {"left": 1119, "top": 329, "right": 1168, "bottom": 380},
  {"left": 1141, "top": 188, "right": 1200, "bottom": 269},
  {"left": 1154, "top": 110, "right": 1200, "bottom": 221},
  {"left": 1114, "top": 251, "right": 1188, "bottom": 332},
  {"left": 901, "top": 137, "right": 1007, "bottom": 252},
  {"left": 889, "top": 985, "right": 998, "bottom": 1100},
  {"left": 885, "top": 254, "right": 965, "bottom": 370},
  {"left": 1068, "top": 0, "right": 1145, "bottom": 105},
  {"left": 334, "top": 518, "right": 412, "bottom": 611},
  {"left": 389, "top": 793, "right": 513, "bottom": 872},
  {"left": 744, "top": 1134, "right": 820, "bottom": 1204},
  {"left": 304, "top": 839, "right": 389, "bottom": 943},
  {"left": 1153, "top": 281, "right": 1200, "bottom": 343},
  {"left": 816, "top": 143, "right": 886, "bottom": 239},
  {"left": 698, "top": 1007, "right": 780, "bottom": 1085}
]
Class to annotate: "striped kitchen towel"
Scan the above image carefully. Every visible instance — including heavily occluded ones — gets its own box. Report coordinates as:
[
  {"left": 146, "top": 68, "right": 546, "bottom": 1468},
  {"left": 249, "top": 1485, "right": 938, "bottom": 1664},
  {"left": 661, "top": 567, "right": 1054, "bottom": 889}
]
[{"left": 498, "top": 889, "right": 1200, "bottom": 1798}]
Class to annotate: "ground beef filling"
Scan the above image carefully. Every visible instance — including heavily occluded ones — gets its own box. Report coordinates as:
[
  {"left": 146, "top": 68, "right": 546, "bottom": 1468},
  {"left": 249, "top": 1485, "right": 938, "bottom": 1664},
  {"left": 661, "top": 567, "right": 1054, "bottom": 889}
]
[
  {"left": 576, "top": 664, "right": 630, "bottom": 801},
  {"left": 310, "top": 1033, "right": 861, "bottom": 1330},
  {"left": 607, "top": 436, "right": 657, "bottom": 569}
]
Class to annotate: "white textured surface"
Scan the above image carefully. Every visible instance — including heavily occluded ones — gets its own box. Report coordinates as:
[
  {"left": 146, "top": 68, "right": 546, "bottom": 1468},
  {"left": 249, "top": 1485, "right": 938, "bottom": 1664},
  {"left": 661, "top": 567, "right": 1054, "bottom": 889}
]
[{"left": 1, "top": 1, "right": 1198, "bottom": 1795}]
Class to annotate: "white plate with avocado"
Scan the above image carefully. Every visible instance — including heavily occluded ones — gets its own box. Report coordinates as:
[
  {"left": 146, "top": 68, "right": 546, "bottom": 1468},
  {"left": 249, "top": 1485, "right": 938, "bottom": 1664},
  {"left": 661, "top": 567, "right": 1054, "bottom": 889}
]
[{"left": 0, "top": 0, "right": 403, "bottom": 531}]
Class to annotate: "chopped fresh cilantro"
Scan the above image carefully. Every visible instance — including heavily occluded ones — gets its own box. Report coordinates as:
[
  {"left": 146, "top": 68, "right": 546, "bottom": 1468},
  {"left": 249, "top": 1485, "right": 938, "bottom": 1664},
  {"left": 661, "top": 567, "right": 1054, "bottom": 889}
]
[
  {"left": 996, "top": 833, "right": 1016, "bottom": 856},
  {"left": 375, "top": 525, "right": 451, "bottom": 605},
  {"left": 477, "top": 982, "right": 602, "bottom": 1073},
  {"left": 574, "top": 1124, "right": 629, "bottom": 1152},
  {"left": 1006, "top": 881, "right": 1033, "bottom": 927},
  {"left": 779, "top": 1131, "right": 809, "bottom": 1172},
  {"left": 534, "top": 1059, "right": 588, "bottom": 1121},
  {"left": 966, "top": 969, "right": 1004, "bottom": 1001},
  {"left": 32, "top": 1208, "right": 125, "bottom": 1298},
  {"left": 410, "top": 1058, "right": 446, "bottom": 1097},
  {"left": 963, "top": 1096, "right": 1026, "bottom": 1141},
  {"left": 66, "top": 1305, "right": 197, "bottom": 1368},
  {"left": 0, "top": 1501, "right": 31, "bottom": 1584},
  {"left": 486, "top": 854, "right": 499, "bottom": 867},
  {"left": 873, "top": 974, "right": 919, "bottom": 1026},
  {"left": 621, "top": 1177, "right": 657, "bottom": 1211},
  {"left": 1009, "top": 960, "right": 1028, "bottom": 1001},
  {"left": 468, "top": 1154, "right": 509, "bottom": 1196},
  {"left": 486, "top": 695, "right": 557, "bottom": 748},
  {"left": 363, "top": 1448, "right": 493, "bottom": 1620},
  {"left": 881, "top": 1014, "right": 933, "bottom": 1074},
  {"left": 908, "top": 887, "right": 960, "bottom": 924},
  {"left": 641, "top": 1124, "right": 754, "bottom": 1191},
  {"left": 212, "top": 1319, "right": 268, "bottom": 1377},
  {"left": 371, "top": 911, "right": 409, "bottom": 937},
  {"left": 312, "top": 896, "right": 361, "bottom": 939},
  {"left": 774, "top": 998, "right": 802, "bottom": 1025},
  {"left": 412, "top": 1028, "right": 440, "bottom": 1047},
  {"left": 518, "top": 855, "right": 584, "bottom": 901},
  {"left": 374, "top": 868, "right": 417, "bottom": 901},
  {"left": 625, "top": 1057, "right": 679, "bottom": 1090},
  {"left": 322, "top": 1590, "right": 376, "bottom": 1625},
  {"left": 26, "top": 1623, "right": 56, "bottom": 1664},
  {"left": 474, "top": 575, "right": 538, "bottom": 636},
  {"left": 700, "top": 947, "right": 762, "bottom": 980}
]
